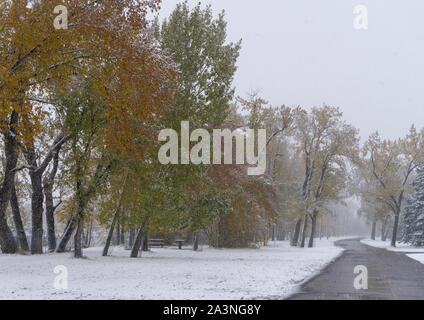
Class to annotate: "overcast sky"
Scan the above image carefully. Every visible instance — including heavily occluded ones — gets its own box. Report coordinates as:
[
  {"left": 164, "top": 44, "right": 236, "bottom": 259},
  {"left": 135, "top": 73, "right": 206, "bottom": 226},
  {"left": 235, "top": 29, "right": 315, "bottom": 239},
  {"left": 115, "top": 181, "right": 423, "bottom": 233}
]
[{"left": 157, "top": 1, "right": 424, "bottom": 142}]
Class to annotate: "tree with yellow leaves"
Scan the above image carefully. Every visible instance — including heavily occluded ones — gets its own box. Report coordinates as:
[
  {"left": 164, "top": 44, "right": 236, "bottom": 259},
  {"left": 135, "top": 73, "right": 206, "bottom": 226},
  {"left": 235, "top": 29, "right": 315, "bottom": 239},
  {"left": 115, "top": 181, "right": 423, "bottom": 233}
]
[
  {"left": 291, "top": 106, "right": 359, "bottom": 247},
  {"left": 0, "top": 0, "right": 179, "bottom": 254},
  {"left": 362, "top": 127, "right": 424, "bottom": 247}
]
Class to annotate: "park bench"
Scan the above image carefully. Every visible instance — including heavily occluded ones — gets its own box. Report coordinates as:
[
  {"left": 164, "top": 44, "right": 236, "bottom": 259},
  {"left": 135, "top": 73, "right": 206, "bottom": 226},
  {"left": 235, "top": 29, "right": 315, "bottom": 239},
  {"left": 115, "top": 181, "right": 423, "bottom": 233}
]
[
  {"left": 174, "top": 239, "right": 185, "bottom": 249},
  {"left": 148, "top": 239, "right": 165, "bottom": 248}
]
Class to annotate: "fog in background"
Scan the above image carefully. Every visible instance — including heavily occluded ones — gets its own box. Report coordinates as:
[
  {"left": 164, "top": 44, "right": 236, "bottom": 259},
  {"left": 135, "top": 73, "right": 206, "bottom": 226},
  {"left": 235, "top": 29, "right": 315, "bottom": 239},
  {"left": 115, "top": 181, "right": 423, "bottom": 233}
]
[
  {"left": 157, "top": 0, "right": 422, "bottom": 234},
  {"left": 158, "top": 0, "right": 424, "bottom": 142}
]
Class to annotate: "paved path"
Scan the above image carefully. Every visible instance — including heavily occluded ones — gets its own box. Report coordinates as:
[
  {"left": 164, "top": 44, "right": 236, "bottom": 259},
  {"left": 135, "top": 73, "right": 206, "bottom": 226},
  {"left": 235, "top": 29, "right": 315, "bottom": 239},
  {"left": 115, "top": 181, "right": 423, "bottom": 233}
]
[{"left": 288, "top": 238, "right": 424, "bottom": 300}]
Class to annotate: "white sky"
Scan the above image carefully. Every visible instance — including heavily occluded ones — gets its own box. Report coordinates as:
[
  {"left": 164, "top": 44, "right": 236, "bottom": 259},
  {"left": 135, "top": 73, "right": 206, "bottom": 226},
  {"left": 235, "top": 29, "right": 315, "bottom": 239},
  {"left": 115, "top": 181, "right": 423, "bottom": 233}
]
[{"left": 157, "top": 0, "right": 424, "bottom": 142}]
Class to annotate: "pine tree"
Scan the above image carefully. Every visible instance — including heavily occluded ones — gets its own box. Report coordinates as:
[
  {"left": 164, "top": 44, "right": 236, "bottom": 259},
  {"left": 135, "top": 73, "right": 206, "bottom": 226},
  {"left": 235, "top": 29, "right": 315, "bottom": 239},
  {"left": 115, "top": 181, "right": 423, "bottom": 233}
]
[
  {"left": 401, "top": 195, "right": 416, "bottom": 244},
  {"left": 401, "top": 163, "right": 424, "bottom": 246}
]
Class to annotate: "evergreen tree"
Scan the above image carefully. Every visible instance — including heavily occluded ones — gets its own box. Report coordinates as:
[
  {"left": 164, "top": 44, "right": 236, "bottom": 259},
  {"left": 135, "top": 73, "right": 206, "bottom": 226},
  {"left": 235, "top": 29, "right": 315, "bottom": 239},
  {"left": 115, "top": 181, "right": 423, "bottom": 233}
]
[
  {"left": 401, "top": 195, "right": 416, "bottom": 244},
  {"left": 401, "top": 163, "right": 424, "bottom": 246}
]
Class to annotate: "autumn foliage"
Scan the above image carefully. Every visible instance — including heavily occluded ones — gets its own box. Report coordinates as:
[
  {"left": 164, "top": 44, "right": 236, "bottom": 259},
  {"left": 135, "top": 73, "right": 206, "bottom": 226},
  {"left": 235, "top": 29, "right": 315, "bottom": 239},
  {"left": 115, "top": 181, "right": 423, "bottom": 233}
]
[{"left": 0, "top": 0, "right": 179, "bottom": 154}]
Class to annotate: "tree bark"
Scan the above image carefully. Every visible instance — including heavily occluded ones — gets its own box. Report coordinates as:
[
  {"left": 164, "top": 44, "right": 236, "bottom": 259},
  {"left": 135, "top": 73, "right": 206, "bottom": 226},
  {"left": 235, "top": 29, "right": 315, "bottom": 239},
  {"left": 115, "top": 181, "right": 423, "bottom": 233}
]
[
  {"left": 57, "top": 159, "right": 113, "bottom": 255},
  {"left": 120, "top": 213, "right": 125, "bottom": 245},
  {"left": 10, "top": 182, "right": 29, "bottom": 251},
  {"left": 142, "top": 234, "right": 149, "bottom": 251},
  {"left": 44, "top": 192, "right": 57, "bottom": 252},
  {"left": 290, "top": 217, "right": 302, "bottom": 246},
  {"left": 25, "top": 134, "right": 70, "bottom": 254},
  {"left": 0, "top": 111, "right": 19, "bottom": 254},
  {"left": 120, "top": 229, "right": 125, "bottom": 246},
  {"left": 308, "top": 212, "right": 317, "bottom": 248},
  {"left": 130, "top": 227, "right": 144, "bottom": 258},
  {"left": 29, "top": 169, "right": 44, "bottom": 254},
  {"left": 193, "top": 233, "right": 199, "bottom": 251},
  {"left": 85, "top": 221, "right": 93, "bottom": 248},
  {"left": 74, "top": 214, "right": 84, "bottom": 258},
  {"left": 381, "top": 219, "right": 387, "bottom": 241},
  {"left": 129, "top": 228, "right": 135, "bottom": 248},
  {"left": 371, "top": 219, "right": 377, "bottom": 240},
  {"left": 383, "top": 220, "right": 390, "bottom": 242},
  {"left": 56, "top": 215, "right": 76, "bottom": 253},
  {"left": 391, "top": 214, "right": 400, "bottom": 247},
  {"left": 103, "top": 207, "right": 121, "bottom": 256},
  {"left": 116, "top": 218, "right": 121, "bottom": 246},
  {"left": 300, "top": 215, "right": 308, "bottom": 248},
  {"left": 43, "top": 149, "right": 61, "bottom": 252}
]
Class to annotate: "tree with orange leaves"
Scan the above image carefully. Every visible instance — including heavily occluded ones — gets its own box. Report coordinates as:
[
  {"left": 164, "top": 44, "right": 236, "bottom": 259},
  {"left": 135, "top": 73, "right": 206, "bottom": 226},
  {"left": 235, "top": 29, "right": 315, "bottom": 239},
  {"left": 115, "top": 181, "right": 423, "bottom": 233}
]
[{"left": 0, "top": 0, "right": 179, "bottom": 254}]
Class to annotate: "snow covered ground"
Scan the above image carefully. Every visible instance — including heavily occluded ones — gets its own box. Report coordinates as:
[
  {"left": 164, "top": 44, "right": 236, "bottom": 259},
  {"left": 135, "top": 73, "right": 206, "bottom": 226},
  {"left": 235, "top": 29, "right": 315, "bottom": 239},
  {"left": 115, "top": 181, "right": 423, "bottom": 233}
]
[
  {"left": 406, "top": 253, "right": 424, "bottom": 264},
  {"left": 0, "top": 238, "right": 346, "bottom": 300},
  {"left": 360, "top": 239, "right": 424, "bottom": 253},
  {"left": 361, "top": 239, "right": 424, "bottom": 265}
]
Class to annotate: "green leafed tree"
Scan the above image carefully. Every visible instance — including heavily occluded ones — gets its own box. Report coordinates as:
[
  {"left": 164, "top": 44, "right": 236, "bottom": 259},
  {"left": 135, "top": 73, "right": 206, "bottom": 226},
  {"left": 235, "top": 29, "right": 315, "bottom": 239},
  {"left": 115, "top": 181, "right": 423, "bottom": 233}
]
[
  {"left": 155, "top": 1, "right": 241, "bottom": 128},
  {"left": 151, "top": 2, "right": 242, "bottom": 249}
]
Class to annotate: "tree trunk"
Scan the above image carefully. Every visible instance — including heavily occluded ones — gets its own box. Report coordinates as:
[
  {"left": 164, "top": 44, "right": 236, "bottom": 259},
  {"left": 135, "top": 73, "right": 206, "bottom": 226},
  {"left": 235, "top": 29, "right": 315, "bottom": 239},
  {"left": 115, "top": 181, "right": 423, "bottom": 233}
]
[
  {"left": 74, "top": 213, "right": 84, "bottom": 258},
  {"left": 291, "top": 217, "right": 302, "bottom": 246},
  {"left": 0, "top": 111, "right": 19, "bottom": 254},
  {"left": 30, "top": 171, "right": 44, "bottom": 254},
  {"left": 57, "top": 165, "right": 102, "bottom": 254},
  {"left": 86, "top": 221, "right": 93, "bottom": 248},
  {"left": 23, "top": 142, "right": 44, "bottom": 255},
  {"left": 120, "top": 229, "right": 125, "bottom": 246},
  {"left": 10, "top": 183, "right": 29, "bottom": 251},
  {"left": 44, "top": 186, "right": 57, "bottom": 252},
  {"left": 56, "top": 216, "right": 76, "bottom": 253},
  {"left": 193, "top": 233, "right": 199, "bottom": 251},
  {"left": 25, "top": 133, "right": 70, "bottom": 254},
  {"left": 24, "top": 144, "right": 47, "bottom": 254},
  {"left": 371, "top": 219, "right": 376, "bottom": 240},
  {"left": 391, "top": 214, "right": 400, "bottom": 247},
  {"left": 383, "top": 221, "right": 390, "bottom": 242},
  {"left": 116, "top": 219, "right": 121, "bottom": 246},
  {"left": 73, "top": 194, "right": 92, "bottom": 258},
  {"left": 120, "top": 212, "right": 125, "bottom": 245},
  {"left": 308, "top": 212, "right": 317, "bottom": 248},
  {"left": 129, "top": 228, "right": 135, "bottom": 248},
  {"left": 381, "top": 220, "right": 386, "bottom": 241},
  {"left": 43, "top": 149, "right": 61, "bottom": 252},
  {"left": 103, "top": 174, "right": 127, "bottom": 255},
  {"left": 103, "top": 207, "right": 120, "bottom": 256},
  {"left": 83, "top": 227, "right": 88, "bottom": 248},
  {"left": 300, "top": 215, "right": 308, "bottom": 248},
  {"left": 142, "top": 234, "right": 149, "bottom": 251},
  {"left": 130, "top": 227, "right": 144, "bottom": 258},
  {"left": 280, "top": 225, "right": 286, "bottom": 241}
]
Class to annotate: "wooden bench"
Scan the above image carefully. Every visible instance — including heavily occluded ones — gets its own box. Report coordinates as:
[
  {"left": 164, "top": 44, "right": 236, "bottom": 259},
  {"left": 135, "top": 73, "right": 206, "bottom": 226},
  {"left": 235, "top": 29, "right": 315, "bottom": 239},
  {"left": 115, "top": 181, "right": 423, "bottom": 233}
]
[
  {"left": 174, "top": 239, "right": 185, "bottom": 249},
  {"left": 148, "top": 239, "right": 165, "bottom": 248}
]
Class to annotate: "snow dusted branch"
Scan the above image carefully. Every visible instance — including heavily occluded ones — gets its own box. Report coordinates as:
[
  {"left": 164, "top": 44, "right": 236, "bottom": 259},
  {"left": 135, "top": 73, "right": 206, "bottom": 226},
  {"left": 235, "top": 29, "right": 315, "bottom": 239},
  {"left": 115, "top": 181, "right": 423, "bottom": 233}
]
[
  {"left": 11, "top": 165, "right": 36, "bottom": 172},
  {"left": 37, "top": 134, "right": 71, "bottom": 174}
]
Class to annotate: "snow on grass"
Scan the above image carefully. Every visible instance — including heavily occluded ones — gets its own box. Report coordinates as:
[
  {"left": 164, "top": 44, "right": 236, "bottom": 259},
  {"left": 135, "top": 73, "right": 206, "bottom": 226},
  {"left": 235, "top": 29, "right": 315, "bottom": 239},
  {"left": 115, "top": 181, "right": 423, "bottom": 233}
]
[
  {"left": 360, "top": 238, "right": 424, "bottom": 253},
  {"left": 0, "top": 238, "right": 344, "bottom": 300},
  {"left": 406, "top": 253, "right": 424, "bottom": 264}
]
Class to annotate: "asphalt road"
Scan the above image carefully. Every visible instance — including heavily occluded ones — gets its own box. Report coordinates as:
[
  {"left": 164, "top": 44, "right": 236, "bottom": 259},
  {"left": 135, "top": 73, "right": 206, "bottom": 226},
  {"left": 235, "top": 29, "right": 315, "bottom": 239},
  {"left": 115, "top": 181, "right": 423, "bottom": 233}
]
[{"left": 288, "top": 238, "right": 424, "bottom": 300}]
